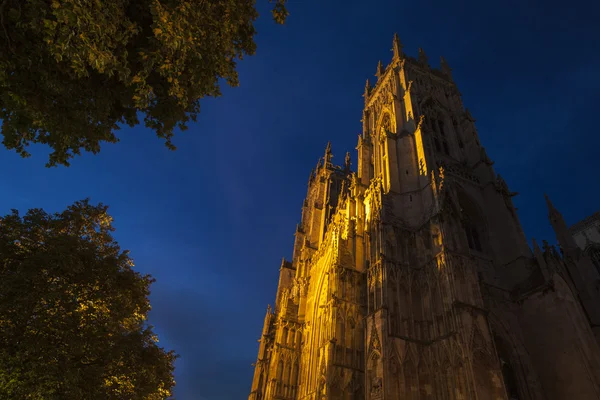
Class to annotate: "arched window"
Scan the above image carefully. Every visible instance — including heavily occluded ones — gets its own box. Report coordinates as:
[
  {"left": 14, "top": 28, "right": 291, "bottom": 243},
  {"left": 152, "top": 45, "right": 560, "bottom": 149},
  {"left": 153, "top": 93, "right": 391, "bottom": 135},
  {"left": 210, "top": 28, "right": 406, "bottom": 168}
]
[
  {"left": 458, "top": 191, "right": 485, "bottom": 253},
  {"left": 276, "top": 360, "right": 283, "bottom": 380},
  {"left": 462, "top": 215, "right": 482, "bottom": 252},
  {"left": 283, "top": 362, "right": 291, "bottom": 386},
  {"left": 586, "top": 245, "right": 600, "bottom": 274},
  {"left": 276, "top": 360, "right": 284, "bottom": 394},
  {"left": 437, "top": 119, "right": 450, "bottom": 155}
]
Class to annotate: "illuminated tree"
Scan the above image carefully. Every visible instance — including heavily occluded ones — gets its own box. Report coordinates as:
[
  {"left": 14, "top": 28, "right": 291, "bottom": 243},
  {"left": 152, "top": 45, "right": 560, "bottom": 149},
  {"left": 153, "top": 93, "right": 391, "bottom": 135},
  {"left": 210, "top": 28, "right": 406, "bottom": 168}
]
[
  {"left": 0, "top": 199, "right": 176, "bottom": 399},
  {"left": 0, "top": 0, "right": 288, "bottom": 166}
]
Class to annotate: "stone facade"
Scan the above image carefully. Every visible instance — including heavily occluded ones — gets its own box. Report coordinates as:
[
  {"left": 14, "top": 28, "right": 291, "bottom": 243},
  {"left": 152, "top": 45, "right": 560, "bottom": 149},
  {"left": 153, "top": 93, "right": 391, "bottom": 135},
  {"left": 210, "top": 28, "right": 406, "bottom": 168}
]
[
  {"left": 248, "top": 35, "right": 600, "bottom": 400},
  {"left": 571, "top": 213, "right": 600, "bottom": 274}
]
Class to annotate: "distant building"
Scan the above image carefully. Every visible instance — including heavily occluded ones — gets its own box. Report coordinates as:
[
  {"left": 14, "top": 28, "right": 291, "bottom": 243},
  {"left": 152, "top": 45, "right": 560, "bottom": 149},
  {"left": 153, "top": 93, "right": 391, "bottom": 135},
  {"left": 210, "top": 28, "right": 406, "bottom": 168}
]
[
  {"left": 571, "top": 212, "right": 600, "bottom": 272},
  {"left": 248, "top": 35, "right": 600, "bottom": 400}
]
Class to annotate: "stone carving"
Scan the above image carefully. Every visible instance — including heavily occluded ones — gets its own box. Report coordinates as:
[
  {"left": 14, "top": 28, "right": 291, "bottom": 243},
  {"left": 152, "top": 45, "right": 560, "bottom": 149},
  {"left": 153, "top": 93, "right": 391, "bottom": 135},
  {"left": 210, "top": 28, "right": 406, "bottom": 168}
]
[
  {"left": 439, "top": 161, "right": 480, "bottom": 185},
  {"left": 370, "top": 376, "right": 383, "bottom": 395}
]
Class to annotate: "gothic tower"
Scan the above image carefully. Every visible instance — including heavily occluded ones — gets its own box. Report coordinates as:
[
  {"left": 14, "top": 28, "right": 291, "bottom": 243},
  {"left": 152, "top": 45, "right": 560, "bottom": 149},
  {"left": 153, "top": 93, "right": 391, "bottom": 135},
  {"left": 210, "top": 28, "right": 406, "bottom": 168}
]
[{"left": 248, "top": 35, "right": 600, "bottom": 400}]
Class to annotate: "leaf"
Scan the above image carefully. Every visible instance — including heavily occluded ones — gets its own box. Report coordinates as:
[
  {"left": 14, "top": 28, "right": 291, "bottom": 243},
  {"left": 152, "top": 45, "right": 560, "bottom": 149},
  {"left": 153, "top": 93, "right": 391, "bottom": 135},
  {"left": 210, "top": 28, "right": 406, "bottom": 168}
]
[{"left": 0, "top": 0, "right": 287, "bottom": 167}]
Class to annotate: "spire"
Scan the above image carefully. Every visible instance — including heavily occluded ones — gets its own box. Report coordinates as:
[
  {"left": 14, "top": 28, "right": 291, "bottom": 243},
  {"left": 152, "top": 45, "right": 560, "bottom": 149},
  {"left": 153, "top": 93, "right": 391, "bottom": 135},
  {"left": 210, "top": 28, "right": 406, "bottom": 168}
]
[
  {"left": 418, "top": 48, "right": 428, "bottom": 66},
  {"left": 324, "top": 141, "right": 333, "bottom": 166},
  {"left": 392, "top": 33, "right": 403, "bottom": 60},
  {"left": 440, "top": 56, "right": 452, "bottom": 79},
  {"left": 375, "top": 60, "right": 385, "bottom": 80},
  {"left": 363, "top": 79, "right": 372, "bottom": 102},
  {"left": 344, "top": 152, "right": 351, "bottom": 172},
  {"left": 544, "top": 193, "right": 577, "bottom": 252}
]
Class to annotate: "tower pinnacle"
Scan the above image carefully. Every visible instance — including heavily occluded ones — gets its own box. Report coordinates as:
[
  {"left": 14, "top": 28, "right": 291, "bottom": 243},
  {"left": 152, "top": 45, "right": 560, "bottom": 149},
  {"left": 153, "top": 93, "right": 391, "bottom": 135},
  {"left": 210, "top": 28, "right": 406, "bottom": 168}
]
[
  {"left": 364, "top": 79, "right": 372, "bottom": 102},
  {"left": 545, "top": 193, "right": 577, "bottom": 251},
  {"left": 440, "top": 56, "right": 452, "bottom": 79},
  {"left": 392, "top": 33, "right": 403, "bottom": 60},
  {"left": 344, "top": 152, "right": 351, "bottom": 172},
  {"left": 324, "top": 141, "right": 333, "bottom": 166},
  {"left": 375, "top": 60, "right": 385, "bottom": 80}
]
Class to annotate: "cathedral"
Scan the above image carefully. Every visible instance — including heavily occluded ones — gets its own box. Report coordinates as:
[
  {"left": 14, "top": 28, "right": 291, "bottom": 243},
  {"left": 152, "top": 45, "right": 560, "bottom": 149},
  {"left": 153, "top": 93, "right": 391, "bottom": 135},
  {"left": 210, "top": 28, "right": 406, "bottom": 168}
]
[{"left": 247, "top": 35, "right": 600, "bottom": 400}]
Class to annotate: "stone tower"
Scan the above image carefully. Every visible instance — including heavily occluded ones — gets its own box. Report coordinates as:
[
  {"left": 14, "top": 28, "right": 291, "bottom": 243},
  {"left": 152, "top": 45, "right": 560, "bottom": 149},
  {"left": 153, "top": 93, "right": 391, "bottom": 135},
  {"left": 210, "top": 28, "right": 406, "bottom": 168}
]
[{"left": 248, "top": 35, "right": 600, "bottom": 400}]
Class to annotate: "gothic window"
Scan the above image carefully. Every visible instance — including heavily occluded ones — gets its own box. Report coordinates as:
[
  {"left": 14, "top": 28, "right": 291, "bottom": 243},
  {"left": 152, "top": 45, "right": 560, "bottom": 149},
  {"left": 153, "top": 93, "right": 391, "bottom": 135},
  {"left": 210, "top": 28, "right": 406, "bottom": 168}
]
[
  {"left": 459, "top": 192, "right": 486, "bottom": 253},
  {"left": 437, "top": 119, "right": 450, "bottom": 156},
  {"left": 276, "top": 360, "right": 284, "bottom": 393},
  {"left": 291, "top": 361, "right": 299, "bottom": 397},
  {"left": 292, "top": 362, "right": 299, "bottom": 384},
  {"left": 283, "top": 362, "right": 291, "bottom": 386},
  {"left": 587, "top": 245, "right": 600, "bottom": 273},
  {"left": 463, "top": 219, "right": 482, "bottom": 252}
]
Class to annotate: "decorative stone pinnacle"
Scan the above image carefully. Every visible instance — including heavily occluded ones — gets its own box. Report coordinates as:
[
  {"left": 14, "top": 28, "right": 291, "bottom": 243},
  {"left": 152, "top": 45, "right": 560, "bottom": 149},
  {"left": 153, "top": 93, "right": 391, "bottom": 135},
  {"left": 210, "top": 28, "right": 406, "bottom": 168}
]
[
  {"left": 375, "top": 60, "right": 385, "bottom": 80},
  {"left": 364, "top": 78, "right": 371, "bottom": 98},
  {"left": 345, "top": 152, "right": 351, "bottom": 171},
  {"left": 392, "top": 33, "right": 403, "bottom": 59},
  {"left": 324, "top": 141, "right": 333, "bottom": 165}
]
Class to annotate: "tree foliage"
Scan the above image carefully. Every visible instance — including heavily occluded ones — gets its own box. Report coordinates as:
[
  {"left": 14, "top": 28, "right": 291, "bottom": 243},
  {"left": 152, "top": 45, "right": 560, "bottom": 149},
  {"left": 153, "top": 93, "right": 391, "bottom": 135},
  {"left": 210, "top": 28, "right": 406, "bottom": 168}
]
[
  {"left": 0, "top": 0, "right": 288, "bottom": 166},
  {"left": 0, "top": 200, "right": 176, "bottom": 399}
]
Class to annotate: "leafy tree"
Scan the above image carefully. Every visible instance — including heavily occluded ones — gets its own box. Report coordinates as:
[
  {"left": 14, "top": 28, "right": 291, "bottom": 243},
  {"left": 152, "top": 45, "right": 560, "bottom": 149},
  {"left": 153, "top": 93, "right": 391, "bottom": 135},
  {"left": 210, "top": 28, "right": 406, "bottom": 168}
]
[
  {"left": 0, "top": 0, "right": 288, "bottom": 166},
  {"left": 0, "top": 200, "right": 176, "bottom": 399}
]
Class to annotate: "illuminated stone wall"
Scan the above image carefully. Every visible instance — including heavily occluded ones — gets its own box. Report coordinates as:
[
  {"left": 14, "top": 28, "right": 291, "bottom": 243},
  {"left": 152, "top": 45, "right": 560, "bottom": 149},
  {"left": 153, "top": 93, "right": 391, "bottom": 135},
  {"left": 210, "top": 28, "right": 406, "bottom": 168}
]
[{"left": 248, "top": 36, "right": 600, "bottom": 400}]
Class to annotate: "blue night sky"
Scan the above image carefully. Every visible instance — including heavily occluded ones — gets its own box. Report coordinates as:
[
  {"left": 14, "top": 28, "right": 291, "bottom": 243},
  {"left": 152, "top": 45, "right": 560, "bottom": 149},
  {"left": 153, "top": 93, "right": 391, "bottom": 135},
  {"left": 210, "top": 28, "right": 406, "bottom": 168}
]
[{"left": 1, "top": 0, "right": 599, "bottom": 398}]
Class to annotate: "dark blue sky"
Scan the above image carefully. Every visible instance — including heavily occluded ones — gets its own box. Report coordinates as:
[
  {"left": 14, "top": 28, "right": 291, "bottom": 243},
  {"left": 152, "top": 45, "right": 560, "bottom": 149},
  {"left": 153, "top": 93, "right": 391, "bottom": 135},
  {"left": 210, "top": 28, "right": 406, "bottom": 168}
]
[{"left": 1, "top": 0, "right": 599, "bottom": 398}]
